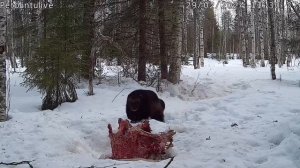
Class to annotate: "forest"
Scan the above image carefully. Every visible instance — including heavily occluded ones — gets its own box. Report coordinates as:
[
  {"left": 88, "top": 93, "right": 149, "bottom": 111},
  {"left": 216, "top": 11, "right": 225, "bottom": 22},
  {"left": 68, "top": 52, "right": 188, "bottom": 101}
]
[
  {"left": 0, "top": 0, "right": 300, "bottom": 167},
  {"left": 0, "top": 0, "right": 300, "bottom": 113}
]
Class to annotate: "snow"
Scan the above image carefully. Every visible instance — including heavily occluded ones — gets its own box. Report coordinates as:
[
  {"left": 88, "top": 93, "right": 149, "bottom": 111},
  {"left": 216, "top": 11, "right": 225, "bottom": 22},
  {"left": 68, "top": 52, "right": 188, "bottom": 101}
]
[{"left": 1, "top": 59, "right": 300, "bottom": 168}]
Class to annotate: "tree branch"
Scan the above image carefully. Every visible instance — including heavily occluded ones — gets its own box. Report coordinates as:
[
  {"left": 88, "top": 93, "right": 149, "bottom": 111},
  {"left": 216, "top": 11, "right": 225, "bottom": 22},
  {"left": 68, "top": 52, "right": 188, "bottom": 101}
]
[
  {"left": 96, "top": 32, "right": 128, "bottom": 58},
  {"left": 288, "top": 0, "right": 300, "bottom": 19},
  {"left": 0, "top": 160, "right": 34, "bottom": 168},
  {"left": 163, "top": 157, "right": 175, "bottom": 168},
  {"left": 79, "top": 163, "right": 128, "bottom": 168},
  {"left": 112, "top": 88, "right": 129, "bottom": 103}
]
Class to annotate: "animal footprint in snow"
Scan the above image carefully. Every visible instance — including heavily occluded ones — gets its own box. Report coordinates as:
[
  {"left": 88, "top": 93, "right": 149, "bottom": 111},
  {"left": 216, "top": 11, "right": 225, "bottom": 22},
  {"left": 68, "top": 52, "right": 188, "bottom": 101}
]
[{"left": 231, "top": 123, "right": 238, "bottom": 127}]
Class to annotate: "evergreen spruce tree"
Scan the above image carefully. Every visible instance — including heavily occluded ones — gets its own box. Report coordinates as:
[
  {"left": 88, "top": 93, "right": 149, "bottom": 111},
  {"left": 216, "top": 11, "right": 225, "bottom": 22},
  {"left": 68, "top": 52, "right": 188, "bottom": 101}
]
[{"left": 22, "top": 0, "right": 93, "bottom": 110}]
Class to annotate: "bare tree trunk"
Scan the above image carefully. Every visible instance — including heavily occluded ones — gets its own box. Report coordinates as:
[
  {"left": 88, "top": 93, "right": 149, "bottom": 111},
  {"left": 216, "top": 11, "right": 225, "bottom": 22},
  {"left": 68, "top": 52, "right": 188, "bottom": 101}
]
[
  {"left": 200, "top": 24, "right": 204, "bottom": 67},
  {"left": 212, "top": 25, "right": 215, "bottom": 54},
  {"left": 241, "top": 0, "right": 248, "bottom": 67},
  {"left": 250, "top": 0, "right": 256, "bottom": 68},
  {"left": 0, "top": 1, "right": 7, "bottom": 122},
  {"left": 0, "top": 54, "right": 7, "bottom": 122},
  {"left": 6, "top": 11, "right": 17, "bottom": 72},
  {"left": 286, "top": 0, "right": 292, "bottom": 67},
  {"left": 138, "top": 0, "right": 147, "bottom": 82},
  {"left": 87, "top": 0, "right": 96, "bottom": 95},
  {"left": 275, "top": 0, "right": 282, "bottom": 67},
  {"left": 280, "top": 0, "right": 286, "bottom": 66},
  {"left": 158, "top": 0, "right": 168, "bottom": 80},
  {"left": 221, "top": 7, "right": 227, "bottom": 62},
  {"left": 259, "top": 0, "right": 266, "bottom": 67},
  {"left": 182, "top": 2, "right": 188, "bottom": 58},
  {"left": 193, "top": 9, "right": 200, "bottom": 69},
  {"left": 267, "top": 0, "right": 277, "bottom": 80},
  {"left": 245, "top": 0, "right": 250, "bottom": 66},
  {"left": 199, "top": 7, "right": 204, "bottom": 67},
  {"left": 88, "top": 46, "right": 96, "bottom": 96},
  {"left": 168, "top": 0, "right": 183, "bottom": 84},
  {"left": 236, "top": 1, "right": 242, "bottom": 60},
  {"left": 265, "top": 0, "right": 271, "bottom": 62}
]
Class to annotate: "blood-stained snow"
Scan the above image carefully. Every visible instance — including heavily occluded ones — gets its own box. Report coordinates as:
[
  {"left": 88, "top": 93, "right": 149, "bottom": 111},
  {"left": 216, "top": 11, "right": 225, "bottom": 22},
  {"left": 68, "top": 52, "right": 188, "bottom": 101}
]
[{"left": 1, "top": 59, "right": 300, "bottom": 168}]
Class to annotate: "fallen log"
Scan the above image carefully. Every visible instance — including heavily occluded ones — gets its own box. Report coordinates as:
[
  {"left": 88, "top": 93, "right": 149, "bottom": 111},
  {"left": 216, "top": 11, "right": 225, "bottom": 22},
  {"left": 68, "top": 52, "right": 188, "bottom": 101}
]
[{"left": 108, "top": 119, "right": 175, "bottom": 160}]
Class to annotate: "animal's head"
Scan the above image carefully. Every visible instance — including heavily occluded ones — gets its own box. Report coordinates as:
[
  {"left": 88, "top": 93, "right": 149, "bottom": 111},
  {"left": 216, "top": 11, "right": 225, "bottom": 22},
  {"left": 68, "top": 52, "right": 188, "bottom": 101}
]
[{"left": 128, "top": 94, "right": 143, "bottom": 112}]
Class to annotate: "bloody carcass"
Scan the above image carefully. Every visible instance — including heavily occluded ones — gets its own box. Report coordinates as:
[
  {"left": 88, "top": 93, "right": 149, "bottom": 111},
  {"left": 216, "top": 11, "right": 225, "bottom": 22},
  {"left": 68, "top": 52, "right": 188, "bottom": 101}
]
[{"left": 108, "top": 119, "right": 175, "bottom": 160}]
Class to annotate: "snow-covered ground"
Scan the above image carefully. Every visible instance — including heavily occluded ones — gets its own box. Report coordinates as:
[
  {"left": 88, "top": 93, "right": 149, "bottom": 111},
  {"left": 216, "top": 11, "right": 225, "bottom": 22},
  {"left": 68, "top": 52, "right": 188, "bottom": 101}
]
[{"left": 1, "top": 59, "right": 300, "bottom": 168}]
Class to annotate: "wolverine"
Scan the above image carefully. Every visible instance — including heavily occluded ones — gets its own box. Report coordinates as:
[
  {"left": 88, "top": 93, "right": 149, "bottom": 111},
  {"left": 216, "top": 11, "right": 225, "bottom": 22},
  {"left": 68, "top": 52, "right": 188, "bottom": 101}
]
[{"left": 126, "top": 90, "right": 165, "bottom": 122}]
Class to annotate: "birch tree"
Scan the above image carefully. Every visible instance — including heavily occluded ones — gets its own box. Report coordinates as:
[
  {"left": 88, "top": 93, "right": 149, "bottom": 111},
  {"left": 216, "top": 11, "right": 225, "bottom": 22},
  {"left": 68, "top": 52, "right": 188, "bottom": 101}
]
[
  {"left": 192, "top": 0, "right": 205, "bottom": 69},
  {"left": 267, "top": 0, "right": 277, "bottom": 80},
  {"left": 250, "top": 0, "right": 256, "bottom": 68},
  {"left": 200, "top": 23, "right": 204, "bottom": 67},
  {"left": 279, "top": 0, "right": 286, "bottom": 67},
  {"left": 234, "top": 1, "right": 242, "bottom": 60},
  {"left": 286, "top": 0, "right": 300, "bottom": 65},
  {"left": 199, "top": 0, "right": 205, "bottom": 67},
  {"left": 258, "top": 0, "right": 266, "bottom": 67},
  {"left": 193, "top": 6, "right": 200, "bottom": 69},
  {"left": 241, "top": 0, "right": 249, "bottom": 67},
  {"left": 275, "top": 0, "right": 283, "bottom": 67}
]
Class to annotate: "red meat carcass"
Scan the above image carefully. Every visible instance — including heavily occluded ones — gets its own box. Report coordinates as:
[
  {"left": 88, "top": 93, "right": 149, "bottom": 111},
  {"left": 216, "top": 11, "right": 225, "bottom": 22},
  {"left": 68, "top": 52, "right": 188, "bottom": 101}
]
[{"left": 108, "top": 119, "right": 175, "bottom": 160}]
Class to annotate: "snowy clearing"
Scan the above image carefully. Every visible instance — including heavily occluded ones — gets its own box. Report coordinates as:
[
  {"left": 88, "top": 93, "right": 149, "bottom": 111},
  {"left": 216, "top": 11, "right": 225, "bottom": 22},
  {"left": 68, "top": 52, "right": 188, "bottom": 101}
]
[{"left": 1, "top": 59, "right": 300, "bottom": 168}]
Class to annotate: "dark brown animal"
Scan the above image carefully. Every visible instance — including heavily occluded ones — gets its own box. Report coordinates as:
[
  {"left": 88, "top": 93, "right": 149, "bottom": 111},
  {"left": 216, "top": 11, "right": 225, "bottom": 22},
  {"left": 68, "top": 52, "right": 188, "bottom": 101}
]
[{"left": 126, "top": 90, "right": 165, "bottom": 122}]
